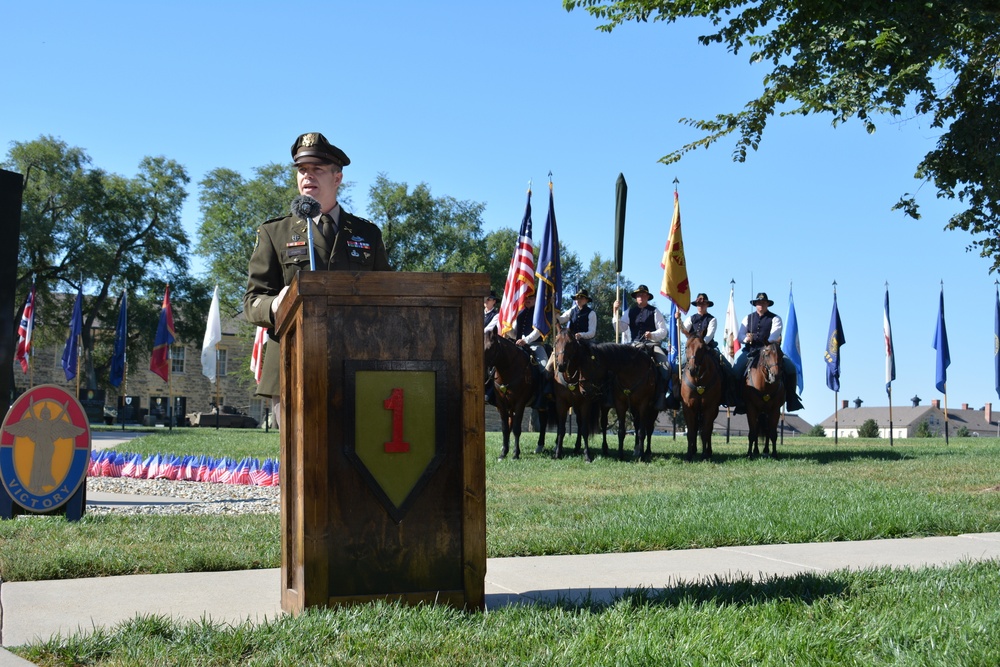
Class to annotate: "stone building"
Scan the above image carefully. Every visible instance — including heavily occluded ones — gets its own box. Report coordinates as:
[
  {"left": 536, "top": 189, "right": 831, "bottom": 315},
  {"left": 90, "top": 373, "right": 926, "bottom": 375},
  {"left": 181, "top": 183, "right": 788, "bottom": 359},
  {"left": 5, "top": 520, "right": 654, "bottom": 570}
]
[{"left": 12, "top": 313, "right": 266, "bottom": 427}]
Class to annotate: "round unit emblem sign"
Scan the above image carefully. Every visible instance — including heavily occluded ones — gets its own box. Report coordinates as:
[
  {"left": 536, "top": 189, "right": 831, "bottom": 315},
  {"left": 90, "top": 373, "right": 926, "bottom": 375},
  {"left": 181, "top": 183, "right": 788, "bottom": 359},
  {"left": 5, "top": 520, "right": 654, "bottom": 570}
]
[{"left": 1, "top": 385, "right": 91, "bottom": 513}]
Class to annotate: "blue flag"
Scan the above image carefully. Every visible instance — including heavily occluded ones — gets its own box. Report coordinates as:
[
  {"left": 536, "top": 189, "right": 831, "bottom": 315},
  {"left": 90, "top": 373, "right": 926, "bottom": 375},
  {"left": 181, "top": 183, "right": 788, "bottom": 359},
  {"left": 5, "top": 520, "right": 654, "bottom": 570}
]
[
  {"left": 532, "top": 182, "right": 562, "bottom": 337},
  {"left": 995, "top": 287, "right": 1000, "bottom": 401},
  {"left": 824, "top": 292, "right": 846, "bottom": 392},
  {"left": 782, "top": 288, "right": 803, "bottom": 393},
  {"left": 110, "top": 290, "right": 128, "bottom": 388},
  {"left": 61, "top": 288, "right": 83, "bottom": 381},
  {"left": 933, "top": 287, "right": 950, "bottom": 394}
]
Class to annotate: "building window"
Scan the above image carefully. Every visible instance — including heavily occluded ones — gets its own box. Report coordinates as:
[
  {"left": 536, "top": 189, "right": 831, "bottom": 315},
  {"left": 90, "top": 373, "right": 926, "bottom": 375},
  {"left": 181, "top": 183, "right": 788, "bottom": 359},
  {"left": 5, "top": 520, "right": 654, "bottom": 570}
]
[
  {"left": 171, "top": 346, "right": 185, "bottom": 373},
  {"left": 217, "top": 348, "right": 228, "bottom": 377}
]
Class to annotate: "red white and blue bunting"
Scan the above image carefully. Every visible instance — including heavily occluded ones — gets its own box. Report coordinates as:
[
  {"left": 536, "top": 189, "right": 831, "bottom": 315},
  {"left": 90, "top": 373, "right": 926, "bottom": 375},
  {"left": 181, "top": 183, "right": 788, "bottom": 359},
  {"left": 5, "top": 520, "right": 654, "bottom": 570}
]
[{"left": 88, "top": 450, "right": 280, "bottom": 486}]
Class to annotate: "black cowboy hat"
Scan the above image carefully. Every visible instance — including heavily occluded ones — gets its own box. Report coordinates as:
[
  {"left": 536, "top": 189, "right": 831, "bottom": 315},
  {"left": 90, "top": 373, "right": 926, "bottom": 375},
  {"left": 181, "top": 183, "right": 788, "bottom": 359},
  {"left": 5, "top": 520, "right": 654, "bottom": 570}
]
[
  {"left": 572, "top": 288, "right": 592, "bottom": 302},
  {"left": 485, "top": 290, "right": 499, "bottom": 301},
  {"left": 693, "top": 293, "right": 713, "bottom": 307},
  {"left": 630, "top": 284, "right": 653, "bottom": 298},
  {"left": 750, "top": 292, "right": 774, "bottom": 307}
]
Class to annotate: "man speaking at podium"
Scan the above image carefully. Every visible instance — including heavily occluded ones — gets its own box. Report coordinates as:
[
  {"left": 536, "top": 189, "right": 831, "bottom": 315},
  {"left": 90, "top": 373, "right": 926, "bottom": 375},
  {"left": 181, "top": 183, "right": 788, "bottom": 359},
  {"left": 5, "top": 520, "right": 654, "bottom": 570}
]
[{"left": 244, "top": 132, "right": 392, "bottom": 425}]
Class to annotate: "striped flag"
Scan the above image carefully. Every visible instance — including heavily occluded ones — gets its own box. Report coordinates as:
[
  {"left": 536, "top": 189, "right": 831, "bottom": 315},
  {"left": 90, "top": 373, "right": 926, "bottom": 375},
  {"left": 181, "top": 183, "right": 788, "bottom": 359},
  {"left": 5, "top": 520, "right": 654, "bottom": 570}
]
[
  {"left": 723, "top": 287, "right": 740, "bottom": 363},
  {"left": 250, "top": 326, "right": 267, "bottom": 384},
  {"left": 150, "top": 285, "right": 175, "bottom": 382},
  {"left": 14, "top": 282, "right": 36, "bottom": 373},
  {"left": 499, "top": 188, "right": 536, "bottom": 336},
  {"left": 884, "top": 287, "right": 896, "bottom": 396}
]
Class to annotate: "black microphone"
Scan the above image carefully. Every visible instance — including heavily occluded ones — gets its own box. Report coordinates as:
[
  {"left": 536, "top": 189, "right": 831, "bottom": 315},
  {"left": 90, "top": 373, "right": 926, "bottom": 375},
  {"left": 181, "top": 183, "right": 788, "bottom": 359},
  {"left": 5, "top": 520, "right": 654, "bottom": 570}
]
[
  {"left": 290, "top": 195, "right": 322, "bottom": 270},
  {"left": 290, "top": 195, "right": 321, "bottom": 221}
]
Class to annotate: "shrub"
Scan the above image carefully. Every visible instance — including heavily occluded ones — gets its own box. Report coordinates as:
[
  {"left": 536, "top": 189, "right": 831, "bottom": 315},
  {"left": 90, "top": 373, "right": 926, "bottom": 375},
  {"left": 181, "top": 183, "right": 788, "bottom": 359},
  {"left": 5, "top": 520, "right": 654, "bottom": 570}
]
[
  {"left": 858, "top": 419, "right": 880, "bottom": 438},
  {"left": 808, "top": 424, "right": 826, "bottom": 437},
  {"left": 956, "top": 425, "right": 970, "bottom": 438},
  {"left": 914, "top": 420, "right": 933, "bottom": 438}
]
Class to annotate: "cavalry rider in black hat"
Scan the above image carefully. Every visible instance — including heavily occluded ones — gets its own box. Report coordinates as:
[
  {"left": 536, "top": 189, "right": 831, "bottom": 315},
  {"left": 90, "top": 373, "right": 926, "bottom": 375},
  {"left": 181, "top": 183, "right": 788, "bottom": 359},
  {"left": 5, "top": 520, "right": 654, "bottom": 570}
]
[
  {"left": 483, "top": 290, "right": 500, "bottom": 331},
  {"left": 732, "top": 292, "right": 804, "bottom": 412},
  {"left": 614, "top": 284, "right": 671, "bottom": 410},
  {"left": 557, "top": 288, "right": 597, "bottom": 341},
  {"left": 676, "top": 292, "right": 737, "bottom": 406}
]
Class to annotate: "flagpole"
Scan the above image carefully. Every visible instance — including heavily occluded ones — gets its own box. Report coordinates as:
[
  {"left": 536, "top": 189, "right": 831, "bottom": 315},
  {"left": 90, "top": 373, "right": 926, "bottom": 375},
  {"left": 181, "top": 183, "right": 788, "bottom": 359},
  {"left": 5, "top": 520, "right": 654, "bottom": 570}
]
[
  {"left": 888, "top": 385, "right": 894, "bottom": 447},
  {"left": 216, "top": 345, "right": 222, "bottom": 431},
  {"left": 834, "top": 391, "right": 839, "bottom": 445}
]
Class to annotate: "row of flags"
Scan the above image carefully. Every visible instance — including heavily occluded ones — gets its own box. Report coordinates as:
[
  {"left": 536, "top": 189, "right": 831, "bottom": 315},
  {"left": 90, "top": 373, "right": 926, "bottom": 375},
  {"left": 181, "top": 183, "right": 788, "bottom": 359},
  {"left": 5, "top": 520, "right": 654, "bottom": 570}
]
[
  {"left": 89, "top": 449, "right": 279, "bottom": 486},
  {"left": 13, "top": 282, "right": 260, "bottom": 389}
]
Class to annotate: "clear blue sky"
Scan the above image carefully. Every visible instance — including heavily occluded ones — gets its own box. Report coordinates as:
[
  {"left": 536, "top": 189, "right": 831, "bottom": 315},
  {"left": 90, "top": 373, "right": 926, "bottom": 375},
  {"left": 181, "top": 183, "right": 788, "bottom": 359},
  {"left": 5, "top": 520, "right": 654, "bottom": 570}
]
[{"left": 4, "top": 1, "right": 997, "bottom": 428}]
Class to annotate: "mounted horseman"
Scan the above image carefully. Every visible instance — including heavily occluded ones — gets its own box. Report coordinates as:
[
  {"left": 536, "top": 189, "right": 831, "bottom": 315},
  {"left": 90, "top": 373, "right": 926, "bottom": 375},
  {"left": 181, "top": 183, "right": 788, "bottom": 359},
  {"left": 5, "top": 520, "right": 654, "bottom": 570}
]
[
  {"left": 732, "top": 292, "right": 804, "bottom": 414},
  {"left": 613, "top": 284, "right": 671, "bottom": 411},
  {"left": 676, "top": 293, "right": 737, "bottom": 407}
]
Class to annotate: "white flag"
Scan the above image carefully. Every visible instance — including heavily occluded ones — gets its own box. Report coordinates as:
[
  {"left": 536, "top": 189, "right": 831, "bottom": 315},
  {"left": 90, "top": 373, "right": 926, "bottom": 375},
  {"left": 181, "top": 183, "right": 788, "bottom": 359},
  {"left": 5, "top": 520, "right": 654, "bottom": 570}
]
[
  {"left": 250, "top": 326, "right": 267, "bottom": 384},
  {"left": 201, "top": 286, "right": 223, "bottom": 382},
  {"left": 723, "top": 287, "right": 740, "bottom": 363}
]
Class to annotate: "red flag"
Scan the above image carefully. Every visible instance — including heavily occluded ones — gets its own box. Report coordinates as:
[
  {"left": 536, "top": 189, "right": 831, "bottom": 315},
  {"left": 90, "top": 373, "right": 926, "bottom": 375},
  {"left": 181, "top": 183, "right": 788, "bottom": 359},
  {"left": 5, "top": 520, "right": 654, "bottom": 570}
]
[
  {"left": 15, "top": 283, "right": 36, "bottom": 373},
  {"left": 149, "top": 285, "right": 175, "bottom": 382}
]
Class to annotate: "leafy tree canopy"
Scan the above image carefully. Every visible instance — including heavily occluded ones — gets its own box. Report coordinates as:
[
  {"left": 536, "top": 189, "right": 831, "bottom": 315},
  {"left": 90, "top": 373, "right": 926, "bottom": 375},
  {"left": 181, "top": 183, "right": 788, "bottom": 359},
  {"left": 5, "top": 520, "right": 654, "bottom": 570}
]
[
  {"left": 565, "top": 0, "right": 1000, "bottom": 270},
  {"left": 5, "top": 136, "right": 202, "bottom": 390}
]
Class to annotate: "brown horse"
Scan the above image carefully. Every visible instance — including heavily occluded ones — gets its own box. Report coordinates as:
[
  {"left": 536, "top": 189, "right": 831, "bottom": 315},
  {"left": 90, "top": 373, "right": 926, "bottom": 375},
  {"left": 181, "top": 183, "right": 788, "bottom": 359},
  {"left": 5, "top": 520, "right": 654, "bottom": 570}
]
[
  {"left": 741, "top": 342, "right": 786, "bottom": 458},
  {"left": 484, "top": 329, "right": 549, "bottom": 460},
  {"left": 680, "top": 335, "right": 723, "bottom": 461},
  {"left": 556, "top": 336, "right": 658, "bottom": 461},
  {"left": 552, "top": 330, "right": 604, "bottom": 461}
]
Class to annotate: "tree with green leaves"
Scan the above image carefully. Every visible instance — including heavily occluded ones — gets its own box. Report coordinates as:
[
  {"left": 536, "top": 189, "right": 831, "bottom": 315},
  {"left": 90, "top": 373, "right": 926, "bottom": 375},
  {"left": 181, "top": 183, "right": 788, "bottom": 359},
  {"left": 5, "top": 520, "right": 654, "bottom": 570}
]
[
  {"left": 196, "top": 163, "right": 299, "bottom": 312},
  {"left": 367, "top": 174, "right": 488, "bottom": 273},
  {"left": 6, "top": 136, "right": 202, "bottom": 390},
  {"left": 858, "top": 418, "right": 880, "bottom": 438},
  {"left": 565, "top": 0, "right": 1000, "bottom": 271}
]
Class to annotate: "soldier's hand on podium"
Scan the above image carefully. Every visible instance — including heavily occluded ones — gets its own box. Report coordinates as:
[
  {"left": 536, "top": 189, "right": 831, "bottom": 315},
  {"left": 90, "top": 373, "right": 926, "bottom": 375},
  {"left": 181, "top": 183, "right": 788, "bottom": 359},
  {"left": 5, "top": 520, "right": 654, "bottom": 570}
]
[{"left": 271, "top": 285, "right": 290, "bottom": 315}]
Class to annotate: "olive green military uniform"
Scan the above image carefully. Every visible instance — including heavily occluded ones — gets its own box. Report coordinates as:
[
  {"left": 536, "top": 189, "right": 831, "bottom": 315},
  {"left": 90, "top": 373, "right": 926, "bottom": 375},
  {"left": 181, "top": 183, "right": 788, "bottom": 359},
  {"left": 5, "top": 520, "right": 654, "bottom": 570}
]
[{"left": 243, "top": 209, "right": 392, "bottom": 397}]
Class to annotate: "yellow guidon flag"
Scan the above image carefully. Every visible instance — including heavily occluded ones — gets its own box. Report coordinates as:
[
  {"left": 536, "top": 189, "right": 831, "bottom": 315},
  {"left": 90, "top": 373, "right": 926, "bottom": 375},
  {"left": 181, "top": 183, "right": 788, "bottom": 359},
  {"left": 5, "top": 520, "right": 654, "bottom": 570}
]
[{"left": 659, "top": 189, "right": 690, "bottom": 312}]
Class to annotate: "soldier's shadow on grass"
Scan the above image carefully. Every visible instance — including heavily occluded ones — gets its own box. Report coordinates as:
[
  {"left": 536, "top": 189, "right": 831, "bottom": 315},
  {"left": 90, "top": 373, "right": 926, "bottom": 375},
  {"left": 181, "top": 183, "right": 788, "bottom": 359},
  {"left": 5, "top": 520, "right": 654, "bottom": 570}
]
[
  {"left": 486, "top": 570, "right": 849, "bottom": 612},
  {"left": 641, "top": 446, "right": 912, "bottom": 465}
]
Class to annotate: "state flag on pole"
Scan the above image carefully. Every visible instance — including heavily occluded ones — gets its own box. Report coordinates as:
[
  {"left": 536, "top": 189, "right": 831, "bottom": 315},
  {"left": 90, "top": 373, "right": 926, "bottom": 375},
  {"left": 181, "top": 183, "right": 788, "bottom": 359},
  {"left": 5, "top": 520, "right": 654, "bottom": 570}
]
[
  {"left": 15, "top": 282, "right": 36, "bottom": 373},
  {"left": 783, "top": 288, "right": 804, "bottom": 393},
  {"left": 933, "top": 286, "right": 950, "bottom": 394},
  {"left": 659, "top": 189, "right": 690, "bottom": 312},
  {"left": 884, "top": 287, "right": 896, "bottom": 396},
  {"left": 150, "top": 284, "right": 175, "bottom": 382},
  {"left": 824, "top": 292, "right": 846, "bottom": 392},
  {"left": 201, "top": 285, "right": 223, "bottom": 382},
  {"left": 61, "top": 287, "right": 83, "bottom": 381},
  {"left": 110, "top": 290, "right": 128, "bottom": 388},
  {"left": 723, "top": 286, "right": 740, "bottom": 363},
  {"left": 994, "top": 286, "right": 1000, "bottom": 401},
  {"left": 532, "top": 181, "right": 561, "bottom": 338},
  {"left": 499, "top": 188, "right": 536, "bottom": 336}
]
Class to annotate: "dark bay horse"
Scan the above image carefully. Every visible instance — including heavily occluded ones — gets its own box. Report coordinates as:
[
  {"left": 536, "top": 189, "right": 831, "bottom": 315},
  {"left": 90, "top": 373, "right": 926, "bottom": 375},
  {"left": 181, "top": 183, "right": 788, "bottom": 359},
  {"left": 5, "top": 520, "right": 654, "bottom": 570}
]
[
  {"left": 556, "top": 336, "right": 658, "bottom": 461},
  {"left": 741, "top": 342, "right": 785, "bottom": 458},
  {"left": 484, "top": 329, "right": 549, "bottom": 460},
  {"left": 680, "top": 335, "right": 723, "bottom": 461},
  {"left": 552, "top": 330, "right": 604, "bottom": 461}
]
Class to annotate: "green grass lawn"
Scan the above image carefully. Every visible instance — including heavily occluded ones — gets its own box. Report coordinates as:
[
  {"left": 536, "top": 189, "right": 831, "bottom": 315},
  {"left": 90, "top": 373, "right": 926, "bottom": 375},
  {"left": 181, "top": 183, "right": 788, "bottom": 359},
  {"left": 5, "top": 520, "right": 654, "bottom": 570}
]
[{"left": 6, "top": 430, "right": 1000, "bottom": 664}]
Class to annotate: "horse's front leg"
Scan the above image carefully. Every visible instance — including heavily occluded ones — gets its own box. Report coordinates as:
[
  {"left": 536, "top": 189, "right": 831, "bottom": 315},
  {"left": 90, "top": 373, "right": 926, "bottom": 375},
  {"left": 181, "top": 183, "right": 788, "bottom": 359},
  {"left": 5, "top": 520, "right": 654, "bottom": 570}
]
[
  {"left": 745, "top": 409, "right": 758, "bottom": 458},
  {"left": 685, "top": 407, "right": 698, "bottom": 461},
  {"left": 497, "top": 406, "right": 511, "bottom": 461},
  {"left": 510, "top": 406, "right": 525, "bottom": 460},
  {"left": 534, "top": 406, "right": 548, "bottom": 456}
]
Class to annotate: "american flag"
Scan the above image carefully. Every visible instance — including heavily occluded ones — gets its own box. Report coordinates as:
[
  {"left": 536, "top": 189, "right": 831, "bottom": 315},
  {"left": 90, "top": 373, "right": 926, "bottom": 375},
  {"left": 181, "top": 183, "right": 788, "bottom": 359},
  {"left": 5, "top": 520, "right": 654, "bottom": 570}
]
[
  {"left": 15, "top": 283, "right": 35, "bottom": 373},
  {"left": 498, "top": 189, "right": 535, "bottom": 336},
  {"left": 250, "top": 326, "right": 267, "bottom": 383}
]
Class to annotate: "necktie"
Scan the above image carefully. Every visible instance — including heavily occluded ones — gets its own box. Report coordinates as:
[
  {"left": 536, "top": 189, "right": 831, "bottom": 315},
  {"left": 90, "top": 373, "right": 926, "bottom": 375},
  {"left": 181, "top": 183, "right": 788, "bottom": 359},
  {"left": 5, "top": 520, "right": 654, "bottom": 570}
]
[{"left": 319, "top": 214, "right": 337, "bottom": 246}]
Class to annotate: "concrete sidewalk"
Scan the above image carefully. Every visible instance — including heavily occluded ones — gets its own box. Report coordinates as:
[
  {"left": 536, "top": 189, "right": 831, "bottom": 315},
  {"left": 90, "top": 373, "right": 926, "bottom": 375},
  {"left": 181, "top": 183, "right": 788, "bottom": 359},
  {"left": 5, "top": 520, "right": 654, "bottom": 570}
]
[{"left": 4, "top": 532, "right": 1000, "bottom": 653}]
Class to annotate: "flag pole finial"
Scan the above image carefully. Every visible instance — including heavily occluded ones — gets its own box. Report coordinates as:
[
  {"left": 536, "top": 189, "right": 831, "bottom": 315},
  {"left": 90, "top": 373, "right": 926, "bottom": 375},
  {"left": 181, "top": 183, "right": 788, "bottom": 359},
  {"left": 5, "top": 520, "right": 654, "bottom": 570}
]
[{"left": 832, "top": 280, "right": 837, "bottom": 295}]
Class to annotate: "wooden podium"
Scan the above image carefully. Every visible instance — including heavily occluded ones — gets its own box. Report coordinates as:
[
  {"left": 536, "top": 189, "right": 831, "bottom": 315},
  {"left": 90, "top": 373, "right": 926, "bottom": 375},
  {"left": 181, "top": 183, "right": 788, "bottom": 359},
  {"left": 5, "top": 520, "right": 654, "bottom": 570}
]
[{"left": 274, "top": 271, "right": 488, "bottom": 613}]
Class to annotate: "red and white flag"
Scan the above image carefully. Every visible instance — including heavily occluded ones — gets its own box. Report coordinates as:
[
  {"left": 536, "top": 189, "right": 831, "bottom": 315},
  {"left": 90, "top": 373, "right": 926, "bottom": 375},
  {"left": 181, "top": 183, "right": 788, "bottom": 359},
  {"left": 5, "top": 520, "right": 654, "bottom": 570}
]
[
  {"left": 250, "top": 326, "right": 267, "bottom": 384},
  {"left": 498, "top": 188, "right": 536, "bottom": 336},
  {"left": 723, "top": 286, "right": 741, "bottom": 363},
  {"left": 15, "top": 283, "right": 36, "bottom": 373}
]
